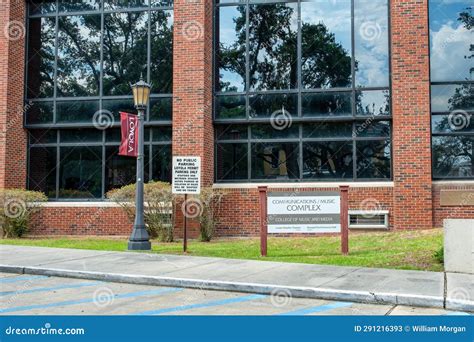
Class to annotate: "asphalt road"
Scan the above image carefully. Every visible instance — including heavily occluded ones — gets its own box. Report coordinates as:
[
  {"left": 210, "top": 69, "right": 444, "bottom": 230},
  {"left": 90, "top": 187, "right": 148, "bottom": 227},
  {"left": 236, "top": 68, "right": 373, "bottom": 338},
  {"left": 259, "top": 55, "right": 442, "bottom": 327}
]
[{"left": 0, "top": 273, "right": 470, "bottom": 316}]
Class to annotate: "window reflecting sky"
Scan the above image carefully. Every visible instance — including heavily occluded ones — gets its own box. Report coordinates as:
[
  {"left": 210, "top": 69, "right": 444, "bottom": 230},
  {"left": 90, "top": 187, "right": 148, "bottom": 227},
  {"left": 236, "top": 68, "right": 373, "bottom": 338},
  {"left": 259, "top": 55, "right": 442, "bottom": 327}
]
[{"left": 430, "top": 0, "right": 473, "bottom": 82}]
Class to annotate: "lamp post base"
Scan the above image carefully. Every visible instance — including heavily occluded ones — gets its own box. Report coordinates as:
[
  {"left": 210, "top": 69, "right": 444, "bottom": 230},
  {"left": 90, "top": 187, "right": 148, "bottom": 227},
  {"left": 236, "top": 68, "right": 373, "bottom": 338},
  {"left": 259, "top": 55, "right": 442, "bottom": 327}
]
[
  {"left": 128, "top": 223, "right": 151, "bottom": 251},
  {"left": 128, "top": 240, "right": 151, "bottom": 250}
]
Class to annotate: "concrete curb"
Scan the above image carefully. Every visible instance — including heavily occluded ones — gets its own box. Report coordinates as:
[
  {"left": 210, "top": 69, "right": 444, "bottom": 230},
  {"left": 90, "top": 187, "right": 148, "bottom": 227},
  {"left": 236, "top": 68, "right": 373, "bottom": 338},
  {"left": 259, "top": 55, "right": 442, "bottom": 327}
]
[
  {"left": 0, "top": 264, "right": 458, "bottom": 311},
  {"left": 445, "top": 299, "right": 474, "bottom": 313}
]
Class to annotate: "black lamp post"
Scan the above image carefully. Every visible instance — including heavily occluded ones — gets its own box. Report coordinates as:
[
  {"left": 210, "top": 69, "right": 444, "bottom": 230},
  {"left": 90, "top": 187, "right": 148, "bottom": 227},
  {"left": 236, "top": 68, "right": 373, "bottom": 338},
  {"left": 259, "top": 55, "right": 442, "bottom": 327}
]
[{"left": 128, "top": 76, "right": 152, "bottom": 251}]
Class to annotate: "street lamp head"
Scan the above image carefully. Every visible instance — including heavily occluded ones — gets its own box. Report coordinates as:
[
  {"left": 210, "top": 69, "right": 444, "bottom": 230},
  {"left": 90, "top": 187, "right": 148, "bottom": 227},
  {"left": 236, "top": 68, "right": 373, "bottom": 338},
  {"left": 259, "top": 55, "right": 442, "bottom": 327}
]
[{"left": 131, "top": 74, "right": 152, "bottom": 110}]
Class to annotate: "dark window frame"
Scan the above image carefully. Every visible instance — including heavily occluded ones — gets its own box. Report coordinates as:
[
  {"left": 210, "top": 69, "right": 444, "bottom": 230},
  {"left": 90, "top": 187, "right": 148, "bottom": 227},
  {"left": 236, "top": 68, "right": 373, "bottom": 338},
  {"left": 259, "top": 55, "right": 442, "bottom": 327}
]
[
  {"left": 28, "top": 128, "right": 171, "bottom": 200},
  {"left": 213, "top": 0, "right": 392, "bottom": 182},
  {"left": 25, "top": 1, "right": 174, "bottom": 199},
  {"left": 428, "top": 0, "right": 474, "bottom": 180},
  {"left": 24, "top": 0, "right": 173, "bottom": 128}
]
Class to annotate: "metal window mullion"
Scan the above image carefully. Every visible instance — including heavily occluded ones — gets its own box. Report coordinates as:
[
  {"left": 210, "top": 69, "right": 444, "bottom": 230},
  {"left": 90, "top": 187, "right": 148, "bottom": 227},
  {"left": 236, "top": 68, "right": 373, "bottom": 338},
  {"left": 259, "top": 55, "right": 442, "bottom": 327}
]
[
  {"left": 297, "top": 0, "right": 302, "bottom": 118},
  {"left": 247, "top": 125, "right": 251, "bottom": 180},
  {"left": 101, "top": 127, "right": 106, "bottom": 199},
  {"left": 353, "top": 123, "right": 357, "bottom": 181},
  {"left": 147, "top": 7, "right": 151, "bottom": 122},
  {"left": 52, "top": 5, "right": 59, "bottom": 124},
  {"left": 299, "top": 122, "right": 303, "bottom": 179},
  {"left": 149, "top": 128, "right": 154, "bottom": 181},
  {"left": 24, "top": 5, "right": 31, "bottom": 123},
  {"left": 99, "top": 0, "right": 104, "bottom": 103},
  {"left": 101, "top": 144, "right": 106, "bottom": 199},
  {"left": 245, "top": 2, "right": 251, "bottom": 180},
  {"left": 248, "top": 138, "right": 300, "bottom": 143},
  {"left": 245, "top": 2, "right": 250, "bottom": 120},
  {"left": 351, "top": 0, "right": 357, "bottom": 181},
  {"left": 297, "top": 1, "right": 303, "bottom": 180},
  {"left": 55, "top": 131, "right": 60, "bottom": 199},
  {"left": 302, "top": 137, "right": 358, "bottom": 143}
]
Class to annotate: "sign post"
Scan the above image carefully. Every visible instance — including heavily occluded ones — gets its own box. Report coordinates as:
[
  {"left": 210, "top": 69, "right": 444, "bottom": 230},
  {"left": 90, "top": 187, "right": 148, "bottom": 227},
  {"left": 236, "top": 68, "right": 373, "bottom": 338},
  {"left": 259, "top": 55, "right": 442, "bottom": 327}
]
[
  {"left": 339, "top": 185, "right": 349, "bottom": 255},
  {"left": 172, "top": 156, "right": 201, "bottom": 253},
  {"left": 258, "top": 186, "right": 268, "bottom": 257}
]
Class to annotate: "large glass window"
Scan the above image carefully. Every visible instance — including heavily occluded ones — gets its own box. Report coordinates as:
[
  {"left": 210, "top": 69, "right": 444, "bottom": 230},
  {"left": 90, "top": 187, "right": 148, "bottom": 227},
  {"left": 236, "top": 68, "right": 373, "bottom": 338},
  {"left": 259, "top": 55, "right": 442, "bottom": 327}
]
[
  {"left": 28, "top": 128, "right": 171, "bottom": 199},
  {"left": 26, "top": 1, "right": 173, "bottom": 199},
  {"left": 26, "top": 1, "right": 173, "bottom": 124},
  {"left": 430, "top": 1, "right": 473, "bottom": 179},
  {"left": 215, "top": 0, "right": 391, "bottom": 181}
]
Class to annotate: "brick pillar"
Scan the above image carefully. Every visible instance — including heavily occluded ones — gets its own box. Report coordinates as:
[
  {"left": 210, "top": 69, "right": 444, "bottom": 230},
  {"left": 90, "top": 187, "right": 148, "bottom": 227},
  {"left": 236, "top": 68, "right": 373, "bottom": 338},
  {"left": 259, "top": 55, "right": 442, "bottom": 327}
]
[
  {"left": 0, "top": 1, "right": 27, "bottom": 189},
  {"left": 391, "top": 0, "right": 433, "bottom": 229},
  {"left": 173, "top": 0, "right": 214, "bottom": 237}
]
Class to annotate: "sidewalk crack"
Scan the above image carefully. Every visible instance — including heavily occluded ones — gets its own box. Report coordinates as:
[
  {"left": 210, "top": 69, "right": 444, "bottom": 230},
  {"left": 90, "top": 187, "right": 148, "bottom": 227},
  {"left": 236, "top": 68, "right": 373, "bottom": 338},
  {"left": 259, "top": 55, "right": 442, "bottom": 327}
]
[
  {"left": 385, "top": 305, "right": 397, "bottom": 316},
  {"left": 443, "top": 271, "right": 447, "bottom": 309}
]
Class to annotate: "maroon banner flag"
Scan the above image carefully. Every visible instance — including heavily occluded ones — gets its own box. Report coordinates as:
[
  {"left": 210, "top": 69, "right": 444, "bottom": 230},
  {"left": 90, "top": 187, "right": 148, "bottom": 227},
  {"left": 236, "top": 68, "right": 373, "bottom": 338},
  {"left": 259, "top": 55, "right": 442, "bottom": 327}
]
[{"left": 119, "top": 111, "right": 139, "bottom": 157}]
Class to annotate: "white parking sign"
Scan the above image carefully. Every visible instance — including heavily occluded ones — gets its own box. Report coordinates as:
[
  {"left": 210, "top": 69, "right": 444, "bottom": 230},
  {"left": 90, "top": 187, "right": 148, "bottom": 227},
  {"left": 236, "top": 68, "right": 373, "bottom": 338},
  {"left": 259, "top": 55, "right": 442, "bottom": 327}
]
[{"left": 172, "top": 156, "right": 201, "bottom": 194}]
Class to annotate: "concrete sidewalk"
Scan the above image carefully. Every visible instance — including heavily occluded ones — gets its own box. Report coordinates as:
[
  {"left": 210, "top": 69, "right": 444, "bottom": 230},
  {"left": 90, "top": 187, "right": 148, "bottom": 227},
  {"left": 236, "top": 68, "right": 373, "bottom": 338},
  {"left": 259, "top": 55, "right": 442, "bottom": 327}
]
[{"left": 0, "top": 245, "right": 472, "bottom": 312}]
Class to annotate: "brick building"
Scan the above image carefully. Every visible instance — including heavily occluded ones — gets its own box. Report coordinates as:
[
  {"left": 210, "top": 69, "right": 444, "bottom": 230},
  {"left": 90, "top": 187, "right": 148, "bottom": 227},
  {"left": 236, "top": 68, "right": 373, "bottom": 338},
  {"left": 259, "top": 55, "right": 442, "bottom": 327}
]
[{"left": 0, "top": 0, "right": 472, "bottom": 237}]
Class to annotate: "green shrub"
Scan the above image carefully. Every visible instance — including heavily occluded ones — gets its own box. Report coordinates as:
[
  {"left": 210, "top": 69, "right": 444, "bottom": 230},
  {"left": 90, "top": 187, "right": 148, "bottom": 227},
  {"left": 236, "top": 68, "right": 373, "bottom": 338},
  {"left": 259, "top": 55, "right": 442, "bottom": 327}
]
[
  {"left": 191, "top": 188, "right": 226, "bottom": 242},
  {"left": 106, "top": 182, "right": 175, "bottom": 242},
  {"left": 434, "top": 247, "right": 444, "bottom": 264},
  {"left": 0, "top": 189, "right": 47, "bottom": 238}
]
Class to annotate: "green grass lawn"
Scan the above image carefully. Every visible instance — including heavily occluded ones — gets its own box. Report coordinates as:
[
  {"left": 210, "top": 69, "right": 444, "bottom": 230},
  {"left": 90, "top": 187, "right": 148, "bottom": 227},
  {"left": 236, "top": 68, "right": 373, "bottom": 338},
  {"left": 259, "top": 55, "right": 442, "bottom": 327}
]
[{"left": 0, "top": 229, "right": 443, "bottom": 271}]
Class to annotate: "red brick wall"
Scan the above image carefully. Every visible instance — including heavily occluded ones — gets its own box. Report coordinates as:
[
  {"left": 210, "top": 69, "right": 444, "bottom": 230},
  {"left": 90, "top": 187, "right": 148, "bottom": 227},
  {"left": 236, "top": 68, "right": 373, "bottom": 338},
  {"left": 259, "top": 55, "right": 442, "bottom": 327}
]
[
  {"left": 215, "top": 186, "right": 394, "bottom": 237},
  {"left": 390, "top": 0, "right": 433, "bottom": 229},
  {"left": 172, "top": 0, "right": 214, "bottom": 237},
  {"left": 29, "top": 206, "right": 132, "bottom": 236},
  {"left": 0, "top": 1, "right": 27, "bottom": 189}
]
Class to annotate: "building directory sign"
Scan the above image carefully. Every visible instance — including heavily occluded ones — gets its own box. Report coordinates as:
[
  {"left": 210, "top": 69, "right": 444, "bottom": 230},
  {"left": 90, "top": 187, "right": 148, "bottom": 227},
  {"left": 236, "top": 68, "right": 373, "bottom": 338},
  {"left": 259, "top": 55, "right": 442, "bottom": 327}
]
[
  {"left": 172, "top": 156, "right": 201, "bottom": 194},
  {"left": 267, "top": 192, "right": 341, "bottom": 233}
]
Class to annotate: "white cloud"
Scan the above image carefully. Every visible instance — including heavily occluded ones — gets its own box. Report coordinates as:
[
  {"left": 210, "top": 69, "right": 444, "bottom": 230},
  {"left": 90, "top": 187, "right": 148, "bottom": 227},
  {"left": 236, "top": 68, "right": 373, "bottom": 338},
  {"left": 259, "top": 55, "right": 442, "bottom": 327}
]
[{"left": 431, "top": 22, "right": 473, "bottom": 81}]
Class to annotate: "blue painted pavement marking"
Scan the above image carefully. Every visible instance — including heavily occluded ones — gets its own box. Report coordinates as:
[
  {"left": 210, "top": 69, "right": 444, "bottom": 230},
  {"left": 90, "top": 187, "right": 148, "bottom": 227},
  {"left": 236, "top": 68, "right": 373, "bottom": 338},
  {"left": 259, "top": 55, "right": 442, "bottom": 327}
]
[
  {"left": 277, "top": 301, "right": 354, "bottom": 315},
  {"left": 0, "top": 287, "right": 183, "bottom": 314},
  {"left": 0, "top": 275, "right": 48, "bottom": 284},
  {"left": 445, "top": 311, "right": 471, "bottom": 316},
  {"left": 0, "top": 281, "right": 102, "bottom": 297},
  {"left": 134, "top": 294, "right": 267, "bottom": 315}
]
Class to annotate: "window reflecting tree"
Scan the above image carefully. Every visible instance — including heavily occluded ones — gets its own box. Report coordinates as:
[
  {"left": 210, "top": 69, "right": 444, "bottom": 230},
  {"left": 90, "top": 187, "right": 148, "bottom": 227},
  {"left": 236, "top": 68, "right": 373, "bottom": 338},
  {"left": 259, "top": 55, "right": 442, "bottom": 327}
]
[
  {"left": 103, "top": 12, "right": 148, "bottom": 96},
  {"left": 431, "top": 4, "right": 474, "bottom": 178},
  {"left": 57, "top": 15, "right": 101, "bottom": 97},
  {"left": 217, "top": 4, "right": 352, "bottom": 91}
]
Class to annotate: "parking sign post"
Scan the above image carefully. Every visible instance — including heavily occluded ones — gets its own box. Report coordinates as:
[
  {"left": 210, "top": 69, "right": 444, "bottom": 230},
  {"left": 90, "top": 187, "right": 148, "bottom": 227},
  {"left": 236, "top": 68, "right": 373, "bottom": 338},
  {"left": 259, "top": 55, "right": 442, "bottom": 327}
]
[{"left": 172, "top": 156, "right": 201, "bottom": 253}]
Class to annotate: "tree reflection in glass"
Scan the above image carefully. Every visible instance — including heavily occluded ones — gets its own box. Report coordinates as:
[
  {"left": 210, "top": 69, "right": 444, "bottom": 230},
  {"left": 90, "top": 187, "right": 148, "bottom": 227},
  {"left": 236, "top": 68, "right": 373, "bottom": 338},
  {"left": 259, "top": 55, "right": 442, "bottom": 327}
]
[
  {"left": 103, "top": 12, "right": 148, "bottom": 96},
  {"left": 57, "top": 15, "right": 101, "bottom": 97},
  {"left": 431, "top": 3, "right": 473, "bottom": 178}
]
